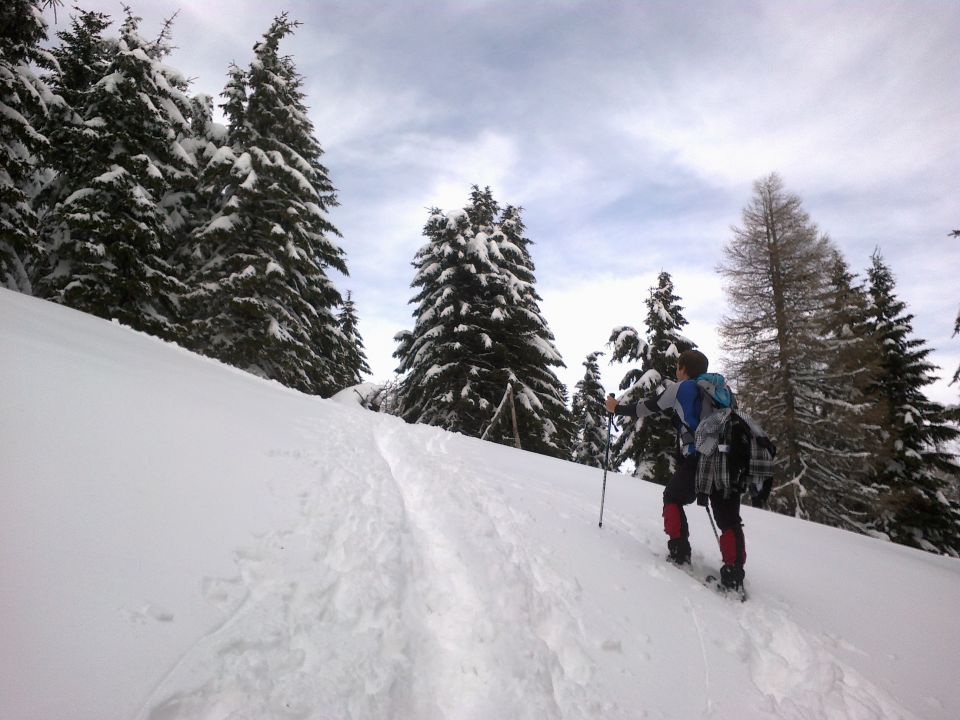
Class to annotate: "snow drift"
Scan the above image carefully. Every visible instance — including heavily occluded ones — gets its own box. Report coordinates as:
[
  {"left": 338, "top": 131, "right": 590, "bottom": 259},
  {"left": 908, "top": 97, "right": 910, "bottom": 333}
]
[{"left": 2, "top": 287, "right": 959, "bottom": 720}]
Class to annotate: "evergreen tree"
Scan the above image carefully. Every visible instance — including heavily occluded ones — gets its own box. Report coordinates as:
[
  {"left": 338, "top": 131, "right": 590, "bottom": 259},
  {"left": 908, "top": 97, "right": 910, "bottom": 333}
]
[
  {"left": 35, "top": 9, "right": 193, "bottom": 341},
  {"left": 1, "top": 0, "right": 59, "bottom": 292},
  {"left": 180, "top": 76, "right": 238, "bottom": 281},
  {"left": 952, "top": 229, "right": 960, "bottom": 388},
  {"left": 44, "top": 8, "right": 111, "bottom": 115},
  {"left": 34, "top": 7, "right": 111, "bottom": 215},
  {"left": 189, "top": 15, "right": 347, "bottom": 395},
  {"left": 173, "top": 92, "right": 228, "bottom": 280},
  {"left": 718, "top": 173, "right": 841, "bottom": 517},
  {"left": 864, "top": 251, "right": 960, "bottom": 555},
  {"left": 608, "top": 272, "right": 694, "bottom": 481},
  {"left": 395, "top": 187, "right": 570, "bottom": 457},
  {"left": 394, "top": 205, "right": 478, "bottom": 434},
  {"left": 807, "top": 250, "right": 886, "bottom": 531},
  {"left": 604, "top": 325, "right": 645, "bottom": 474},
  {"left": 953, "top": 308, "right": 959, "bottom": 388},
  {"left": 570, "top": 351, "right": 610, "bottom": 468},
  {"left": 335, "top": 290, "right": 371, "bottom": 388},
  {"left": 494, "top": 203, "right": 572, "bottom": 456}
]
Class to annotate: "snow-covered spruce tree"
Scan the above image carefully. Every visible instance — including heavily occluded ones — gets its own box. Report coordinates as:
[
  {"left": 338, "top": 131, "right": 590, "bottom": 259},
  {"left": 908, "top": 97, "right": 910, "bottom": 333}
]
[
  {"left": 35, "top": 9, "right": 193, "bottom": 342},
  {"left": 953, "top": 308, "right": 959, "bottom": 388},
  {"left": 952, "top": 229, "right": 960, "bottom": 389},
  {"left": 609, "top": 271, "right": 694, "bottom": 482},
  {"left": 719, "top": 173, "right": 846, "bottom": 518},
  {"left": 570, "top": 351, "right": 610, "bottom": 468},
  {"left": 0, "top": 0, "right": 59, "bottom": 292},
  {"left": 604, "top": 324, "right": 646, "bottom": 474},
  {"left": 492, "top": 202, "right": 572, "bottom": 456},
  {"left": 188, "top": 16, "right": 348, "bottom": 396},
  {"left": 36, "top": 7, "right": 111, "bottom": 210},
  {"left": 864, "top": 251, "right": 960, "bottom": 555},
  {"left": 395, "top": 187, "right": 570, "bottom": 458},
  {"left": 394, "top": 207, "right": 475, "bottom": 433},
  {"left": 806, "top": 249, "right": 887, "bottom": 531},
  {"left": 335, "top": 291, "right": 371, "bottom": 389},
  {"left": 179, "top": 69, "right": 241, "bottom": 281},
  {"left": 171, "top": 92, "right": 228, "bottom": 280}
]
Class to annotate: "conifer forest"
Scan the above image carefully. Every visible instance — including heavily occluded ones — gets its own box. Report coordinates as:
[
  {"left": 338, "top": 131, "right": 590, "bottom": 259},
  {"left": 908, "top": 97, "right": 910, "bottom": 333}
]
[{"left": 2, "top": 0, "right": 958, "bottom": 555}]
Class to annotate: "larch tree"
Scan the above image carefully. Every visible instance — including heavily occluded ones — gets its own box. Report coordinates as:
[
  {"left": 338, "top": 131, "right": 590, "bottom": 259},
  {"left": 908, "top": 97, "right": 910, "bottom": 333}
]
[
  {"left": 188, "top": 15, "right": 349, "bottom": 396},
  {"left": 0, "top": 0, "right": 59, "bottom": 292},
  {"left": 570, "top": 351, "right": 610, "bottom": 469},
  {"left": 864, "top": 251, "right": 960, "bottom": 556},
  {"left": 719, "top": 173, "right": 842, "bottom": 518},
  {"left": 609, "top": 271, "right": 694, "bottom": 481}
]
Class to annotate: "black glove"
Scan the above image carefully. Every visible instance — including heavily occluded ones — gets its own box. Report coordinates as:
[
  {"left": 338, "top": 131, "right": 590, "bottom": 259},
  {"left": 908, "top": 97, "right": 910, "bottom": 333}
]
[{"left": 696, "top": 492, "right": 710, "bottom": 507}]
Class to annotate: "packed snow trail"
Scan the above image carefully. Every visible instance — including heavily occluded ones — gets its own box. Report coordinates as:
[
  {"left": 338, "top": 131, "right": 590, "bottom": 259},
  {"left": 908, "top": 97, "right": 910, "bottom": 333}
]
[
  {"left": 136, "top": 414, "right": 415, "bottom": 719},
  {"left": 133, "top": 407, "right": 937, "bottom": 720},
  {"left": 3, "top": 289, "right": 960, "bottom": 720},
  {"left": 136, "top": 414, "right": 599, "bottom": 719}
]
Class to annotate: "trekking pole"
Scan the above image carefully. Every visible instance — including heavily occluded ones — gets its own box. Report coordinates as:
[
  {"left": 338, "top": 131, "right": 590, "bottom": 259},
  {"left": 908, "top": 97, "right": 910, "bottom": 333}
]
[
  {"left": 705, "top": 504, "right": 721, "bottom": 547},
  {"left": 598, "top": 394, "right": 615, "bottom": 528}
]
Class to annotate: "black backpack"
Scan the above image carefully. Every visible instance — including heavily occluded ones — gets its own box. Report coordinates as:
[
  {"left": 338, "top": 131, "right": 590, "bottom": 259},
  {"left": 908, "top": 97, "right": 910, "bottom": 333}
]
[
  {"left": 726, "top": 413, "right": 777, "bottom": 495},
  {"left": 694, "top": 405, "right": 777, "bottom": 499}
]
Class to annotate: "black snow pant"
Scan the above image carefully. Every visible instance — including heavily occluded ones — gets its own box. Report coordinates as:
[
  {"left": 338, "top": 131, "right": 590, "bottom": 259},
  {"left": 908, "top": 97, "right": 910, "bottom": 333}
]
[{"left": 662, "top": 454, "right": 746, "bottom": 567}]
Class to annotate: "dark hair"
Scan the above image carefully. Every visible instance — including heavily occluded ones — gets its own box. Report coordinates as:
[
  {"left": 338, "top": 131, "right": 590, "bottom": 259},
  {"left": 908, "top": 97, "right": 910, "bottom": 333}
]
[{"left": 677, "top": 349, "right": 708, "bottom": 377}]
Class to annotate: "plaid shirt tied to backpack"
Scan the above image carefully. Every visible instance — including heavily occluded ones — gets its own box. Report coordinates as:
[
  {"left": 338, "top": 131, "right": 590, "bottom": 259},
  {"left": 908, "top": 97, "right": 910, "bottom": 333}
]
[{"left": 695, "top": 408, "right": 776, "bottom": 498}]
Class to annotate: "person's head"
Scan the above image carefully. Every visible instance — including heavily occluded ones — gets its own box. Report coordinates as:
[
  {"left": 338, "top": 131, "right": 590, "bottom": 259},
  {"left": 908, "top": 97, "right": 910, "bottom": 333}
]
[{"left": 676, "top": 349, "right": 708, "bottom": 381}]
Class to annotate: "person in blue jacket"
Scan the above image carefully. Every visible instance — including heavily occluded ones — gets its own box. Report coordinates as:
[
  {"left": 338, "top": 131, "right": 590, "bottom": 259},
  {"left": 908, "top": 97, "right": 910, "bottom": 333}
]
[{"left": 605, "top": 349, "right": 746, "bottom": 590}]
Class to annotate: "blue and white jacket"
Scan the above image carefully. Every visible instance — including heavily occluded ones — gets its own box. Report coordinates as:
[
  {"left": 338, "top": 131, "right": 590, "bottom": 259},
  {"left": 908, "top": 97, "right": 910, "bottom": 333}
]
[{"left": 615, "top": 373, "right": 733, "bottom": 455}]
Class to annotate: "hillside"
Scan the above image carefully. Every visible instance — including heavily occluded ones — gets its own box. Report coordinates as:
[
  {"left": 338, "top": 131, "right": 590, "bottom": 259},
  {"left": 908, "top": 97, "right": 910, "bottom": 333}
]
[{"left": 2, "top": 288, "right": 959, "bottom": 720}]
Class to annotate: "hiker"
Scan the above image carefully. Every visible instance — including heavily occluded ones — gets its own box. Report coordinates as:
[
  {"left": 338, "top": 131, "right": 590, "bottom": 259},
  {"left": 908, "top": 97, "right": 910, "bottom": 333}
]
[{"left": 604, "top": 349, "right": 746, "bottom": 590}]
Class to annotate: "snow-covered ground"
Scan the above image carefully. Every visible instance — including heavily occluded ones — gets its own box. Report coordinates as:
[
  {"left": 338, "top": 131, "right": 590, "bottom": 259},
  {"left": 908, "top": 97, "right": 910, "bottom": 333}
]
[{"left": 3, "top": 287, "right": 960, "bottom": 720}]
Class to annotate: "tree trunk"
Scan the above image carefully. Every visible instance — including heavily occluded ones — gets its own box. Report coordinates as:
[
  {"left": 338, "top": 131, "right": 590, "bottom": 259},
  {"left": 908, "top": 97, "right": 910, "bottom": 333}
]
[{"left": 763, "top": 188, "right": 803, "bottom": 513}]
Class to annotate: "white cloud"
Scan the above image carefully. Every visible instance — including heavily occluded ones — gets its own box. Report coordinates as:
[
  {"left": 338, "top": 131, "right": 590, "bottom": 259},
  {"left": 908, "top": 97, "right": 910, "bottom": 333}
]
[
  {"left": 540, "top": 268, "right": 727, "bottom": 398},
  {"left": 39, "top": 0, "right": 959, "bottom": 409},
  {"left": 308, "top": 81, "right": 439, "bottom": 151},
  {"left": 333, "top": 129, "right": 520, "bottom": 281},
  {"left": 603, "top": 3, "right": 959, "bottom": 193}
]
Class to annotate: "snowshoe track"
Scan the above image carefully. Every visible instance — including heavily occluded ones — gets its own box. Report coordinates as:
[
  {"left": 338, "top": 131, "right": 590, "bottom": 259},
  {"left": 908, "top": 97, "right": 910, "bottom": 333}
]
[
  {"left": 136, "top": 413, "right": 598, "bottom": 720},
  {"left": 375, "top": 421, "right": 596, "bottom": 719},
  {"left": 137, "top": 415, "right": 414, "bottom": 719}
]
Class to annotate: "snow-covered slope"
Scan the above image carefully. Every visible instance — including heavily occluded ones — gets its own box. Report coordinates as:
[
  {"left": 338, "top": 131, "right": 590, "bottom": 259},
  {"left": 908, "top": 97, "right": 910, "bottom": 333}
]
[{"left": 2, "top": 287, "right": 959, "bottom": 720}]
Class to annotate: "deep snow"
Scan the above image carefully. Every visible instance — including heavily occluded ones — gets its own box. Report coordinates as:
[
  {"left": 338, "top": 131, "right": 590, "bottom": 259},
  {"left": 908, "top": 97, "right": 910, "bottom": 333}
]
[{"left": 2, "top": 287, "right": 960, "bottom": 720}]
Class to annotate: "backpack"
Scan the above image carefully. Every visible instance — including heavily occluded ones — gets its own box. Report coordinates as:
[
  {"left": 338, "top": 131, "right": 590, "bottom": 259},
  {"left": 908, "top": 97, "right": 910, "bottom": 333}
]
[
  {"left": 693, "top": 376, "right": 777, "bottom": 498},
  {"left": 724, "top": 412, "right": 777, "bottom": 495},
  {"left": 695, "top": 373, "right": 734, "bottom": 420}
]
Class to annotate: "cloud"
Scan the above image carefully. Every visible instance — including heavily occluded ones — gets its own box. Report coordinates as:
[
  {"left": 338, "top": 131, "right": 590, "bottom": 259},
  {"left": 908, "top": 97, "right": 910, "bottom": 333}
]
[
  {"left": 539, "top": 268, "right": 727, "bottom": 398},
  {"left": 605, "top": 3, "right": 959, "bottom": 195},
  {"left": 39, "top": 0, "right": 960, "bottom": 408},
  {"left": 333, "top": 128, "right": 520, "bottom": 273}
]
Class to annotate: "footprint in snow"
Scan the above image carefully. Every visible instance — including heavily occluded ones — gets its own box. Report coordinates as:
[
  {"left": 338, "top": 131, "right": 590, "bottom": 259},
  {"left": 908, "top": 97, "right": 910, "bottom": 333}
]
[{"left": 121, "top": 603, "right": 174, "bottom": 624}]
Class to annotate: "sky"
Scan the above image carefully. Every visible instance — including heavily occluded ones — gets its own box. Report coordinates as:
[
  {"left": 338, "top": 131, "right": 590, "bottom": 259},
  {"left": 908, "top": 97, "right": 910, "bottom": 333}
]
[{"left": 41, "top": 0, "right": 960, "bottom": 404}]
